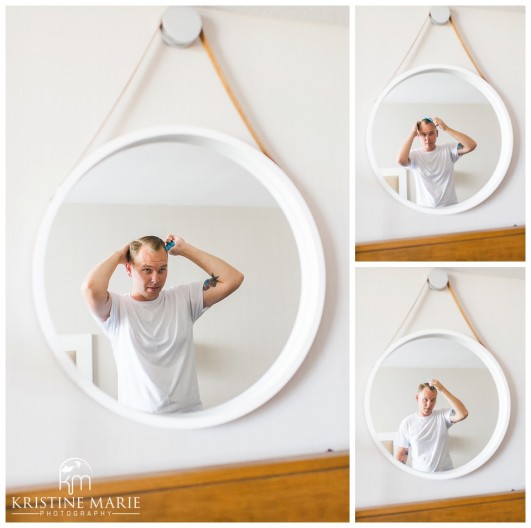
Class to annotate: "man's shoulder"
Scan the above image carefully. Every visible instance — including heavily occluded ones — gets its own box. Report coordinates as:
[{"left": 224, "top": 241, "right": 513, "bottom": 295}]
[
  {"left": 433, "top": 408, "right": 452, "bottom": 418},
  {"left": 166, "top": 283, "right": 202, "bottom": 295},
  {"left": 400, "top": 412, "right": 418, "bottom": 425}
]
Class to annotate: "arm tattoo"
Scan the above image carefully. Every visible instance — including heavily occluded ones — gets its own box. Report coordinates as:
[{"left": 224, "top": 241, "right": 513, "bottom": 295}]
[{"left": 203, "top": 273, "right": 220, "bottom": 291}]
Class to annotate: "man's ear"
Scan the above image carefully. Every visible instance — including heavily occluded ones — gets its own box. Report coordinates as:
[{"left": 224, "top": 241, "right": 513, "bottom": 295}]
[{"left": 125, "top": 262, "right": 132, "bottom": 276}]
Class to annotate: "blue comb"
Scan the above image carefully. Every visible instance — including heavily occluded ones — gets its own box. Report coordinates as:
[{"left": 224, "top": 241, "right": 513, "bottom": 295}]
[
  {"left": 423, "top": 116, "right": 434, "bottom": 123},
  {"left": 165, "top": 241, "right": 175, "bottom": 252}
]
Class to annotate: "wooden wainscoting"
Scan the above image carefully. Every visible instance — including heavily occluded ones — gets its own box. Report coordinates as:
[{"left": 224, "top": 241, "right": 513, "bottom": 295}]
[
  {"left": 355, "top": 226, "right": 525, "bottom": 261},
  {"left": 6, "top": 451, "right": 349, "bottom": 522},
  {"left": 356, "top": 490, "right": 525, "bottom": 522}
]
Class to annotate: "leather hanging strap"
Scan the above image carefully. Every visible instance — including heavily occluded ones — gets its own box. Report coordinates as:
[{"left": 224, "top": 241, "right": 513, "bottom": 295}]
[
  {"left": 384, "top": 279, "right": 429, "bottom": 350},
  {"left": 447, "top": 280, "right": 485, "bottom": 346},
  {"left": 384, "top": 275, "right": 485, "bottom": 349},
  {"left": 384, "top": 13, "right": 430, "bottom": 91},
  {"left": 200, "top": 30, "right": 273, "bottom": 161},
  {"left": 384, "top": 9, "right": 488, "bottom": 93},
  {"left": 71, "top": 20, "right": 274, "bottom": 175},
  {"left": 449, "top": 15, "right": 487, "bottom": 81},
  {"left": 71, "top": 22, "right": 162, "bottom": 172}
]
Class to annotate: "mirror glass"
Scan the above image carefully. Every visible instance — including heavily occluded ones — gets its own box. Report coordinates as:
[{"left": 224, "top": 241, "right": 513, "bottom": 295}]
[
  {"left": 34, "top": 127, "right": 325, "bottom": 428},
  {"left": 365, "top": 331, "right": 510, "bottom": 479},
  {"left": 367, "top": 65, "right": 513, "bottom": 214}
]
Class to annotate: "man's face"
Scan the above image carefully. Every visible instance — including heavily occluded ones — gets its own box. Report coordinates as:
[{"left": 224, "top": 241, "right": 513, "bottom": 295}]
[
  {"left": 417, "top": 122, "right": 438, "bottom": 152},
  {"left": 416, "top": 387, "right": 438, "bottom": 417},
  {"left": 127, "top": 247, "right": 168, "bottom": 302}
]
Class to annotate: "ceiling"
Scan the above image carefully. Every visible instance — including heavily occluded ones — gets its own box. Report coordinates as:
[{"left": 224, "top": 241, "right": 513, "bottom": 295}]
[
  {"left": 384, "top": 72, "right": 489, "bottom": 104},
  {"left": 65, "top": 141, "right": 278, "bottom": 207}
]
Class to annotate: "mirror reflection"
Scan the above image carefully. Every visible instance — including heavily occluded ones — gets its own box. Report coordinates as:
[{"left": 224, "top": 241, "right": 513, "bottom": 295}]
[
  {"left": 369, "top": 336, "right": 498, "bottom": 473},
  {"left": 45, "top": 140, "right": 300, "bottom": 413},
  {"left": 371, "top": 70, "right": 501, "bottom": 207}
]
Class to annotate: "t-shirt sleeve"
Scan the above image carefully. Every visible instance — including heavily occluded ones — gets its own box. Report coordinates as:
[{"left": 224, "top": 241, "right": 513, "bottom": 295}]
[
  {"left": 443, "top": 408, "right": 455, "bottom": 428},
  {"left": 394, "top": 419, "right": 410, "bottom": 448},
  {"left": 407, "top": 150, "right": 418, "bottom": 169},
  {"left": 450, "top": 143, "right": 460, "bottom": 163},
  {"left": 186, "top": 282, "right": 209, "bottom": 322},
  {"left": 91, "top": 291, "right": 120, "bottom": 336}
]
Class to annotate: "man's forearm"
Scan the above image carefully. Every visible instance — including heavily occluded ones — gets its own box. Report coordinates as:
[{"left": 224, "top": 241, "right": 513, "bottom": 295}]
[
  {"left": 177, "top": 241, "right": 243, "bottom": 293},
  {"left": 81, "top": 251, "right": 122, "bottom": 302},
  {"left": 397, "top": 131, "right": 416, "bottom": 166},
  {"left": 445, "top": 127, "right": 477, "bottom": 151},
  {"left": 441, "top": 388, "right": 469, "bottom": 421}
]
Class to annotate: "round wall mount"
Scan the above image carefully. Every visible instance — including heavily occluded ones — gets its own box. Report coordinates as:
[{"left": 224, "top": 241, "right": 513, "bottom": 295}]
[
  {"left": 161, "top": 7, "right": 202, "bottom": 48},
  {"left": 430, "top": 6, "right": 451, "bottom": 25},
  {"left": 428, "top": 269, "right": 449, "bottom": 290}
]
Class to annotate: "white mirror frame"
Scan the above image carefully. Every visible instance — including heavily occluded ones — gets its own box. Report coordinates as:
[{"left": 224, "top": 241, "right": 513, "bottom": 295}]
[
  {"left": 364, "top": 330, "right": 511, "bottom": 479},
  {"left": 367, "top": 64, "right": 514, "bottom": 214},
  {"left": 33, "top": 125, "right": 326, "bottom": 429}
]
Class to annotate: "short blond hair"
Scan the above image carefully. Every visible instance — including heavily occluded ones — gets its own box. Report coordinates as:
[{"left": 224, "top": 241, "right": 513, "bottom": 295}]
[
  {"left": 418, "top": 382, "right": 437, "bottom": 393},
  {"left": 127, "top": 236, "right": 165, "bottom": 263}
]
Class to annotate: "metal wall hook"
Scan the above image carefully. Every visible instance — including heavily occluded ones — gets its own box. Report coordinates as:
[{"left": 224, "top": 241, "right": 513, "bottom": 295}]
[
  {"left": 430, "top": 6, "right": 451, "bottom": 26},
  {"left": 428, "top": 269, "right": 449, "bottom": 290},
  {"left": 161, "top": 7, "right": 202, "bottom": 48}
]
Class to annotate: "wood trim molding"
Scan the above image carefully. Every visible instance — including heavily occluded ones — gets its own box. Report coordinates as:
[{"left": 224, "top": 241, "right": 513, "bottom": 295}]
[
  {"left": 356, "top": 490, "right": 525, "bottom": 522},
  {"left": 355, "top": 226, "right": 525, "bottom": 261},
  {"left": 6, "top": 451, "right": 349, "bottom": 522}
]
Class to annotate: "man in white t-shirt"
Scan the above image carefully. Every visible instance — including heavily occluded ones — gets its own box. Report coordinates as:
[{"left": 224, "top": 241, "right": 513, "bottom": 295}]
[
  {"left": 81, "top": 234, "right": 244, "bottom": 414},
  {"left": 397, "top": 117, "right": 477, "bottom": 207},
  {"left": 394, "top": 380, "right": 469, "bottom": 472}
]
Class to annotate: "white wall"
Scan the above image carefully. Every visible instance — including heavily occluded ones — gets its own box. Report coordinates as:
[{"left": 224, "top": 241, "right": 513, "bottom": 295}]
[
  {"left": 6, "top": 6, "right": 349, "bottom": 487},
  {"left": 355, "top": 267, "right": 525, "bottom": 507},
  {"left": 355, "top": 6, "right": 524, "bottom": 241}
]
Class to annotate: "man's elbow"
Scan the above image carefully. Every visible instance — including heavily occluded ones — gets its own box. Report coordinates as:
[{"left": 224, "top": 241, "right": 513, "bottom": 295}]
[
  {"left": 224, "top": 272, "right": 244, "bottom": 296},
  {"left": 80, "top": 278, "right": 104, "bottom": 304},
  {"left": 464, "top": 141, "right": 477, "bottom": 153},
  {"left": 234, "top": 272, "right": 244, "bottom": 290},
  {"left": 457, "top": 409, "right": 469, "bottom": 422},
  {"left": 80, "top": 278, "right": 92, "bottom": 300},
  {"left": 397, "top": 156, "right": 409, "bottom": 167}
]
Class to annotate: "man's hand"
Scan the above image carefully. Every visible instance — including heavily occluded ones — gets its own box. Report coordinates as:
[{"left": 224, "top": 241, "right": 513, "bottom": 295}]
[
  {"left": 429, "top": 379, "right": 445, "bottom": 392},
  {"left": 429, "top": 379, "right": 468, "bottom": 423},
  {"left": 119, "top": 242, "right": 131, "bottom": 265},
  {"left": 432, "top": 117, "right": 448, "bottom": 131},
  {"left": 164, "top": 234, "right": 186, "bottom": 256}
]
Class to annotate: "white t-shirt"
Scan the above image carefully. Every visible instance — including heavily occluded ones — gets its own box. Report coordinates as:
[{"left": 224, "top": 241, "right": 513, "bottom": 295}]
[
  {"left": 395, "top": 408, "right": 454, "bottom": 472},
  {"left": 408, "top": 143, "right": 460, "bottom": 207},
  {"left": 96, "top": 283, "right": 207, "bottom": 414}
]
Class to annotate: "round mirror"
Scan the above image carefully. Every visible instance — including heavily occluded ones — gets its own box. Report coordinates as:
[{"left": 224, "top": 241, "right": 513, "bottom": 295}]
[
  {"left": 365, "top": 330, "right": 511, "bottom": 479},
  {"left": 367, "top": 64, "right": 513, "bottom": 214},
  {"left": 33, "top": 126, "right": 326, "bottom": 429}
]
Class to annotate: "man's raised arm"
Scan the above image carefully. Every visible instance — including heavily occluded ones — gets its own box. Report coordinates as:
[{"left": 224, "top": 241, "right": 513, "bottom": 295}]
[
  {"left": 430, "top": 379, "right": 469, "bottom": 423},
  {"left": 81, "top": 243, "right": 130, "bottom": 322},
  {"left": 397, "top": 122, "right": 419, "bottom": 166},
  {"left": 166, "top": 235, "right": 244, "bottom": 308},
  {"left": 432, "top": 117, "right": 477, "bottom": 155}
]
